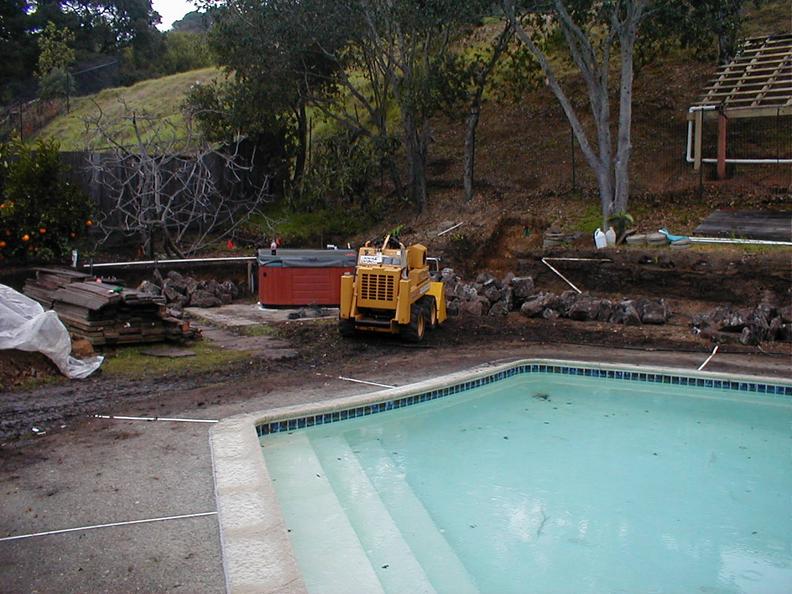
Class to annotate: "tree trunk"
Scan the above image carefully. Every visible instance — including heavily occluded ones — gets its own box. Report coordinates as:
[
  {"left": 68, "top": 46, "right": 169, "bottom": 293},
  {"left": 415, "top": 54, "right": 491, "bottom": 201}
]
[
  {"left": 464, "top": 23, "right": 511, "bottom": 203},
  {"left": 293, "top": 100, "right": 307, "bottom": 185},
  {"left": 613, "top": 20, "right": 637, "bottom": 220},
  {"left": 463, "top": 105, "right": 480, "bottom": 202},
  {"left": 402, "top": 110, "right": 428, "bottom": 212}
]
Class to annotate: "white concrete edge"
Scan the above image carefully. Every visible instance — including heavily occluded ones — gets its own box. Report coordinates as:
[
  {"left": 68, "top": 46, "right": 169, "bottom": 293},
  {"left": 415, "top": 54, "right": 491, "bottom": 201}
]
[{"left": 210, "top": 357, "right": 792, "bottom": 594}]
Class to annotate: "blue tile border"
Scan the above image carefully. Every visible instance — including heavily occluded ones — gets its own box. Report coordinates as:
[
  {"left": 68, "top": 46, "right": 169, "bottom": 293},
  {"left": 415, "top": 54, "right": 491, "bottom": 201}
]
[{"left": 255, "top": 363, "right": 792, "bottom": 438}]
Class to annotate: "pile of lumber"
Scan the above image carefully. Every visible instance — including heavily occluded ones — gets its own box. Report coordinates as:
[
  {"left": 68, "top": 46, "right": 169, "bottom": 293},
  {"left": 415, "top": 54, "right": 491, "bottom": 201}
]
[
  {"left": 22, "top": 268, "right": 93, "bottom": 308},
  {"left": 23, "top": 269, "right": 198, "bottom": 346}
]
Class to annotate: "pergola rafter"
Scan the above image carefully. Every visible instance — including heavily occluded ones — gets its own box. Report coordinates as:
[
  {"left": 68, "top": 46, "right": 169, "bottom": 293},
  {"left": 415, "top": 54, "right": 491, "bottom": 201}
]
[{"left": 686, "top": 33, "right": 792, "bottom": 175}]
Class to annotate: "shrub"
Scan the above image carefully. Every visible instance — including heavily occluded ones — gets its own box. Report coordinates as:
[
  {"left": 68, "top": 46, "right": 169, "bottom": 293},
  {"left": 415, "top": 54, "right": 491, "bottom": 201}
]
[{"left": 0, "top": 139, "right": 92, "bottom": 263}]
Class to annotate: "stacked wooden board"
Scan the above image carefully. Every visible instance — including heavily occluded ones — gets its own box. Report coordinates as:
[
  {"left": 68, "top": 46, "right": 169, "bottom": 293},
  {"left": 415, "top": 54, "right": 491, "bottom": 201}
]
[
  {"left": 22, "top": 268, "right": 94, "bottom": 308},
  {"left": 23, "top": 268, "right": 198, "bottom": 346}
]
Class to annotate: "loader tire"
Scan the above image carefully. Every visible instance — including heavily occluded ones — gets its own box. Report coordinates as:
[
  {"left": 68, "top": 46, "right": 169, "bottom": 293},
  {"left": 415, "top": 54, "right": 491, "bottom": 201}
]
[
  {"left": 401, "top": 303, "right": 425, "bottom": 342},
  {"left": 421, "top": 296, "right": 438, "bottom": 330},
  {"left": 338, "top": 318, "right": 356, "bottom": 337}
]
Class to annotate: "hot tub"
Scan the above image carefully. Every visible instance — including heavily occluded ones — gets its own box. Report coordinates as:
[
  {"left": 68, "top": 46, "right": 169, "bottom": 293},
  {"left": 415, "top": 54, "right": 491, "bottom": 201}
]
[{"left": 257, "top": 249, "right": 357, "bottom": 307}]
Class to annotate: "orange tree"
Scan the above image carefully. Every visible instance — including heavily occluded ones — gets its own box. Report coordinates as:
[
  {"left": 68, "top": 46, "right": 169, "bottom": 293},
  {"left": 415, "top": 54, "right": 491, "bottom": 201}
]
[{"left": 0, "top": 139, "right": 92, "bottom": 263}]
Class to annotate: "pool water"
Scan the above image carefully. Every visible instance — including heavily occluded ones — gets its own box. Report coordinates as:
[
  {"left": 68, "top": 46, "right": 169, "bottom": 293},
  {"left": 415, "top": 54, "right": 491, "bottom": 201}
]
[{"left": 260, "top": 374, "right": 792, "bottom": 594}]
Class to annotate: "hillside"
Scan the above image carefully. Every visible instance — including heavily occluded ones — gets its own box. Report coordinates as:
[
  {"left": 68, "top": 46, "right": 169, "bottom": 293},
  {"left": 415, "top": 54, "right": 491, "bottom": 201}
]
[
  {"left": 33, "top": 2, "right": 790, "bottom": 271},
  {"left": 36, "top": 67, "right": 221, "bottom": 151}
]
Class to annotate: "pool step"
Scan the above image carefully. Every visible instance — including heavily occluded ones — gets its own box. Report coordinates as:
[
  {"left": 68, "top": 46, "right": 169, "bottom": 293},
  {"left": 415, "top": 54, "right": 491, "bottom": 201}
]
[
  {"left": 314, "top": 435, "right": 437, "bottom": 594},
  {"left": 262, "top": 432, "right": 385, "bottom": 594},
  {"left": 353, "top": 439, "right": 479, "bottom": 594}
]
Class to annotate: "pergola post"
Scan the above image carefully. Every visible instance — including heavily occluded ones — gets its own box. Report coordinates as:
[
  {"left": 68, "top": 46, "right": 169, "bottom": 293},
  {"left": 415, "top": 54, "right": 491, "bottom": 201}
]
[
  {"left": 693, "top": 110, "right": 704, "bottom": 171},
  {"left": 717, "top": 111, "right": 729, "bottom": 179}
]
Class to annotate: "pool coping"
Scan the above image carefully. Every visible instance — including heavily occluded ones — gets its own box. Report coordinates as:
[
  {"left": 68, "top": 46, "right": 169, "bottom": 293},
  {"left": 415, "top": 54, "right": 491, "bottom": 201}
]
[{"left": 209, "top": 358, "right": 792, "bottom": 594}]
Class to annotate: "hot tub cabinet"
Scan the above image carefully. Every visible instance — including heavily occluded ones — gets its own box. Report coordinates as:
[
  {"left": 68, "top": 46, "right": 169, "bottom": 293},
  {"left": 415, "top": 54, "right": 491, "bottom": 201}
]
[{"left": 257, "top": 249, "right": 357, "bottom": 307}]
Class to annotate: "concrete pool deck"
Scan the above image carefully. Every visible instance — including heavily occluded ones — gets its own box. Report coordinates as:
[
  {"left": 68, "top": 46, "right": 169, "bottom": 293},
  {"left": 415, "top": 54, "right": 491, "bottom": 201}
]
[{"left": 1, "top": 344, "right": 791, "bottom": 593}]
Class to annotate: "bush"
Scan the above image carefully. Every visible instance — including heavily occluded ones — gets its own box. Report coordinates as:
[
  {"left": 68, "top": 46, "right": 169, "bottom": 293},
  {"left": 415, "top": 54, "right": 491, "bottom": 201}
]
[{"left": 0, "top": 139, "right": 92, "bottom": 263}]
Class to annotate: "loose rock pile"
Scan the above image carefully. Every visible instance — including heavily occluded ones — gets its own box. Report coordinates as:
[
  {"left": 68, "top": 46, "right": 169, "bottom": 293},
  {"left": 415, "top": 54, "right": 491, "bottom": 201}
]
[
  {"left": 141, "top": 271, "right": 240, "bottom": 314},
  {"left": 692, "top": 304, "right": 792, "bottom": 345},
  {"left": 440, "top": 269, "right": 671, "bottom": 325},
  {"left": 519, "top": 291, "right": 671, "bottom": 325}
]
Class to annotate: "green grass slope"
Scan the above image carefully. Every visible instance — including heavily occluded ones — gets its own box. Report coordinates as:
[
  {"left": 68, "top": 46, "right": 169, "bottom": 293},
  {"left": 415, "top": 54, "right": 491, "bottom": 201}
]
[{"left": 37, "top": 67, "right": 221, "bottom": 151}]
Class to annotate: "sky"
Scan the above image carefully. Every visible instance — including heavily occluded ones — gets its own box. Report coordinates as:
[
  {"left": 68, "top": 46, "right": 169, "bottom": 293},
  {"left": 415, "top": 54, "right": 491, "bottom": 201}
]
[{"left": 153, "top": 0, "right": 196, "bottom": 31}]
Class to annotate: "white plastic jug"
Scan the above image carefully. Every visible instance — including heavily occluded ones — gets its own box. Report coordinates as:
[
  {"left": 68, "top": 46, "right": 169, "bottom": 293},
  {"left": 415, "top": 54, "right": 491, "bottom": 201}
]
[
  {"left": 605, "top": 226, "right": 616, "bottom": 246},
  {"left": 594, "top": 228, "right": 607, "bottom": 249}
]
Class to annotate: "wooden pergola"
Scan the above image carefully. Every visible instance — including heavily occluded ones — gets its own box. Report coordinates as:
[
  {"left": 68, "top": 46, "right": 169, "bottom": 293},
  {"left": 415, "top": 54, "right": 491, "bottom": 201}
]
[{"left": 688, "top": 32, "right": 792, "bottom": 177}]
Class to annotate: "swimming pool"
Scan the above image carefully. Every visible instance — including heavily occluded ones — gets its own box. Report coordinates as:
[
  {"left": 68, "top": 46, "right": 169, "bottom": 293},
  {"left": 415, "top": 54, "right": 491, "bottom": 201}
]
[{"left": 211, "top": 360, "right": 792, "bottom": 593}]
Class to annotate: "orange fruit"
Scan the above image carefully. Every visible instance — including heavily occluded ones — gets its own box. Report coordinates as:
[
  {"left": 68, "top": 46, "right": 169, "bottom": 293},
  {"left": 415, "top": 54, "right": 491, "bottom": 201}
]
[
  {"left": 21, "top": 233, "right": 30, "bottom": 242},
  {"left": 0, "top": 240, "right": 6, "bottom": 248},
  {"left": 39, "top": 227, "right": 47, "bottom": 234},
  {"left": 85, "top": 219, "right": 93, "bottom": 226}
]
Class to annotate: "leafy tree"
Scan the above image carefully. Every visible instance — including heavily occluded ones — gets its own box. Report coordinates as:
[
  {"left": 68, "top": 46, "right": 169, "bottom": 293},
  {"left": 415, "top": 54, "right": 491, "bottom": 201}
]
[
  {"left": 172, "top": 10, "right": 211, "bottom": 33},
  {"left": 36, "top": 21, "right": 76, "bottom": 109},
  {"left": 0, "top": 139, "right": 92, "bottom": 263},
  {"left": 504, "top": 0, "right": 757, "bottom": 226},
  {"left": 504, "top": 0, "right": 650, "bottom": 226},
  {"left": 0, "top": 1, "right": 38, "bottom": 103},
  {"left": 351, "top": 0, "right": 471, "bottom": 211},
  {"left": 647, "top": 0, "right": 762, "bottom": 65},
  {"left": 160, "top": 31, "right": 212, "bottom": 75}
]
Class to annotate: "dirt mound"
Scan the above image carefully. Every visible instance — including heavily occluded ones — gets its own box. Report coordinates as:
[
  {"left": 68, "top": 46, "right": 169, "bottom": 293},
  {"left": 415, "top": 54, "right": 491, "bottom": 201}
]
[{"left": 0, "top": 350, "right": 59, "bottom": 391}]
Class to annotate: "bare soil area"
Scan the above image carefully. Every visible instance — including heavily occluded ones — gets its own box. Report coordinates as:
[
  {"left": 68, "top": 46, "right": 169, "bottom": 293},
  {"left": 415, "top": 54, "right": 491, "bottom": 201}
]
[{"left": 2, "top": 301, "right": 790, "bottom": 450}]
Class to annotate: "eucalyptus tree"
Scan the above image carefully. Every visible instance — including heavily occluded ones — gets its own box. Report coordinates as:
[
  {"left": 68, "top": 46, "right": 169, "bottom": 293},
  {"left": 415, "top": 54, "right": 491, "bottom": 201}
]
[
  {"left": 503, "top": 0, "right": 650, "bottom": 226},
  {"left": 503, "top": 0, "right": 758, "bottom": 226},
  {"left": 350, "top": 0, "right": 476, "bottom": 211}
]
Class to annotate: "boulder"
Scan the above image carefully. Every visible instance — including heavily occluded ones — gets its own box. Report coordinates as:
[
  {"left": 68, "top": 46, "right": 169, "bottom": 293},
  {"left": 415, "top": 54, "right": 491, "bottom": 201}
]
[
  {"left": 556, "top": 290, "right": 579, "bottom": 317},
  {"left": 520, "top": 292, "right": 553, "bottom": 318},
  {"left": 639, "top": 299, "right": 669, "bottom": 325},
  {"left": 461, "top": 285, "right": 479, "bottom": 301},
  {"left": 754, "top": 302, "right": 776, "bottom": 320},
  {"left": 186, "top": 277, "right": 200, "bottom": 297},
  {"left": 445, "top": 299, "right": 460, "bottom": 316},
  {"left": 612, "top": 301, "right": 641, "bottom": 326},
  {"left": 205, "top": 279, "right": 221, "bottom": 297},
  {"left": 739, "top": 325, "right": 762, "bottom": 346},
  {"left": 767, "top": 316, "right": 782, "bottom": 341},
  {"left": 164, "top": 275, "right": 188, "bottom": 296},
  {"left": 488, "top": 300, "right": 510, "bottom": 316},
  {"left": 483, "top": 284, "right": 502, "bottom": 303},
  {"left": 501, "top": 287, "right": 514, "bottom": 311},
  {"left": 542, "top": 308, "right": 560, "bottom": 320},
  {"left": 189, "top": 289, "right": 222, "bottom": 308},
  {"left": 460, "top": 297, "right": 488, "bottom": 316},
  {"left": 137, "top": 280, "right": 161, "bottom": 295},
  {"left": 476, "top": 272, "right": 496, "bottom": 285},
  {"left": 510, "top": 277, "right": 535, "bottom": 301},
  {"left": 568, "top": 297, "right": 599, "bottom": 322},
  {"left": 779, "top": 305, "right": 792, "bottom": 324},
  {"left": 501, "top": 272, "right": 515, "bottom": 287},
  {"left": 163, "top": 286, "right": 188, "bottom": 306},
  {"left": 441, "top": 267, "right": 456, "bottom": 283},
  {"left": 596, "top": 299, "right": 614, "bottom": 322},
  {"left": 221, "top": 280, "right": 239, "bottom": 299}
]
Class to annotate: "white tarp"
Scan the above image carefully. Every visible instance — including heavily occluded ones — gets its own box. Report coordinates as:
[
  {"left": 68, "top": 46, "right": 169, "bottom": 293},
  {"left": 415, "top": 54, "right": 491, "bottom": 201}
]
[{"left": 0, "top": 283, "right": 103, "bottom": 379}]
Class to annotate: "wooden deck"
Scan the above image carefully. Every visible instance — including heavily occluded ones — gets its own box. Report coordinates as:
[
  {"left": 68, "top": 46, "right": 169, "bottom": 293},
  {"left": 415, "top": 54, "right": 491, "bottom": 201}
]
[{"left": 694, "top": 210, "right": 792, "bottom": 241}]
